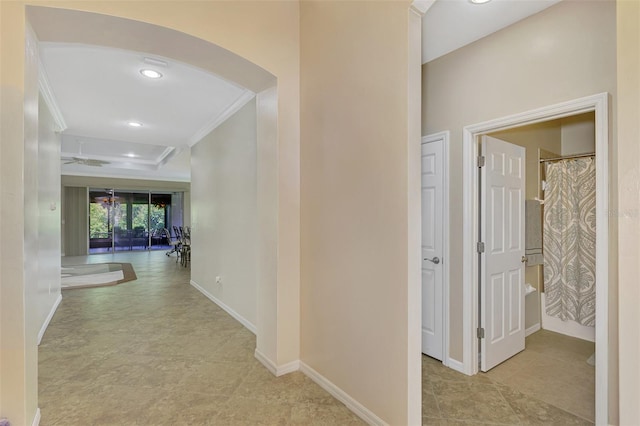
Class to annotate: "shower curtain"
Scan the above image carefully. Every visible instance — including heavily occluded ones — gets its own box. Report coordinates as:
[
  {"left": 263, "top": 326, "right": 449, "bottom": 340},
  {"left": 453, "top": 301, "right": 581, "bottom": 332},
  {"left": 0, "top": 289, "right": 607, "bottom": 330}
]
[{"left": 543, "top": 157, "right": 596, "bottom": 326}]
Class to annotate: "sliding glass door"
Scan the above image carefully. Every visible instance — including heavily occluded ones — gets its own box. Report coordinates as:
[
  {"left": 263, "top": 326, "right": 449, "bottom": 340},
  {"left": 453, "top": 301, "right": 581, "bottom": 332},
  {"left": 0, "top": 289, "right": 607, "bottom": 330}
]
[
  {"left": 88, "top": 189, "right": 180, "bottom": 254},
  {"left": 89, "top": 190, "right": 115, "bottom": 253}
]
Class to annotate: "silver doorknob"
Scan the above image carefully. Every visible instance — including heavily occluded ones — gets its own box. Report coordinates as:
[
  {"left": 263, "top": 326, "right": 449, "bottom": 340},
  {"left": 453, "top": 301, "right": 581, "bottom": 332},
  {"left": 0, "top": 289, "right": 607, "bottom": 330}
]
[{"left": 424, "top": 257, "right": 440, "bottom": 264}]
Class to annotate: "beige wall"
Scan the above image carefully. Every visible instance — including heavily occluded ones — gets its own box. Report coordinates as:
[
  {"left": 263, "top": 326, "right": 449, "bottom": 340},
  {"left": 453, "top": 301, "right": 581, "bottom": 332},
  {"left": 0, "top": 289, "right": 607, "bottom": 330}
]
[
  {"left": 191, "top": 99, "right": 258, "bottom": 327},
  {"left": 300, "top": 2, "right": 419, "bottom": 424},
  {"left": 616, "top": 0, "right": 639, "bottom": 423},
  {"left": 422, "top": 0, "right": 616, "bottom": 368},
  {"left": 37, "top": 95, "right": 62, "bottom": 335},
  {"left": 561, "top": 113, "right": 596, "bottom": 155}
]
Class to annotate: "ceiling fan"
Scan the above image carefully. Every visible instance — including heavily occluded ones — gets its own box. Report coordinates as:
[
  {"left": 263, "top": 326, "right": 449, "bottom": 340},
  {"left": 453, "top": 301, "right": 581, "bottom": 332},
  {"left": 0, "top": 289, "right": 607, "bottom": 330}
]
[{"left": 62, "top": 141, "right": 110, "bottom": 167}]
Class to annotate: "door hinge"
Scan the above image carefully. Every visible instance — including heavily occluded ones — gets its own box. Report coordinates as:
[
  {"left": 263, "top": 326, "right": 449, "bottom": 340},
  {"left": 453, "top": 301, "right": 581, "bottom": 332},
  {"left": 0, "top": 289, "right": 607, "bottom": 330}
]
[
  {"left": 477, "top": 242, "right": 485, "bottom": 253},
  {"left": 477, "top": 327, "right": 485, "bottom": 339},
  {"left": 477, "top": 155, "right": 485, "bottom": 168}
]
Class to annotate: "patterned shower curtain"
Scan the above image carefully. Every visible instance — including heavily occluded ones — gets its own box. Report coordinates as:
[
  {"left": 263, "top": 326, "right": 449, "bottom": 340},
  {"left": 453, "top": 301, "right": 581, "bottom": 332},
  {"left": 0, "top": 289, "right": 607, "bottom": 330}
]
[{"left": 543, "top": 157, "right": 596, "bottom": 326}]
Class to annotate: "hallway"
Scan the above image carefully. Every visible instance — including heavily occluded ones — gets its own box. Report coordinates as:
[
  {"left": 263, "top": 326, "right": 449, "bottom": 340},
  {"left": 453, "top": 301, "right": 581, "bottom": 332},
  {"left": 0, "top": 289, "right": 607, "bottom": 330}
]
[
  {"left": 40, "top": 251, "right": 363, "bottom": 425},
  {"left": 40, "top": 250, "right": 594, "bottom": 425}
]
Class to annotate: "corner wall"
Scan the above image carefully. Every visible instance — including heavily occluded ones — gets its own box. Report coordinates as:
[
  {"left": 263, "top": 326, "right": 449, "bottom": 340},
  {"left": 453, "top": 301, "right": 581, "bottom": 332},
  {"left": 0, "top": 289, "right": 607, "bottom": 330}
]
[
  {"left": 300, "top": 2, "right": 420, "bottom": 424},
  {"left": 191, "top": 99, "right": 258, "bottom": 329}
]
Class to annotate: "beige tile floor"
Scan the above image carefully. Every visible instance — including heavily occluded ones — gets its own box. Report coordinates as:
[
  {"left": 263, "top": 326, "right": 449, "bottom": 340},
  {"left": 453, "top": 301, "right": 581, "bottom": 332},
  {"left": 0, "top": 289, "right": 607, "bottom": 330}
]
[
  {"left": 41, "top": 251, "right": 594, "bottom": 425},
  {"left": 41, "top": 251, "right": 364, "bottom": 425},
  {"left": 422, "top": 330, "right": 595, "bottom": 425}
]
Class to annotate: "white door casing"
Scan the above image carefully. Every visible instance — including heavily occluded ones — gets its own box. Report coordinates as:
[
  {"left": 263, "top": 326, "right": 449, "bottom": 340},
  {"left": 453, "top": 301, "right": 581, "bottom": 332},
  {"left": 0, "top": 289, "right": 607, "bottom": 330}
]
[
  {"left": 421, "top": 137, "right": 444, "bottom": 360},
  {"left": 462, "top": 93, "right": 608, "bottom": 424},
  {"left": 480, "top": 135, "right": 526, "bottom": 372}
]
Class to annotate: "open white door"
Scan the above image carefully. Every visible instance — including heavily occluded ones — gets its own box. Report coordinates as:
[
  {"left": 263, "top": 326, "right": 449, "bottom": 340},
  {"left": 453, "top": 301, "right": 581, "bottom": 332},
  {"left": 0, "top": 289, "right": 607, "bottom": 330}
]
[
  {"left": 422, "top": 138, "right": 444, "bottom": 360},
  {"left": 480, "top": 135, "right": 526, "bottom": 372}
]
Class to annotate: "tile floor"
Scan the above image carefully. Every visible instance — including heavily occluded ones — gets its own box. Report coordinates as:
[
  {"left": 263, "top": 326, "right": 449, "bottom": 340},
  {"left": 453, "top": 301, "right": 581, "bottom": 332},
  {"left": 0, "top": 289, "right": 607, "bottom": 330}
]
[
  {"left": 41, "top": 251, "right": 363, "bottom": 425},
  {"left": 422, "top": 330, "right": 595, "bottom": 425},
  {"left": 40, "top": 251, "right": 594, "bottom": 425}
]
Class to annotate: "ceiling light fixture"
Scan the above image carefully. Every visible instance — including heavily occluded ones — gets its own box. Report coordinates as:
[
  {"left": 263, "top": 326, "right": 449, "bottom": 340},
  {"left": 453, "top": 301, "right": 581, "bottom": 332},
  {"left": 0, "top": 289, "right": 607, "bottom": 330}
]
[
  {"left": 140, "top": 69, "right": 163, "bottom": 79},
  {"left": 469, "top": 0, "right": 491, "bottom": 3},
  {"left": 125, "top": 153, "right": 137, "bottom": 158},
  {"left": 128, "top": 121, "right": 143, "bottom": 128}
]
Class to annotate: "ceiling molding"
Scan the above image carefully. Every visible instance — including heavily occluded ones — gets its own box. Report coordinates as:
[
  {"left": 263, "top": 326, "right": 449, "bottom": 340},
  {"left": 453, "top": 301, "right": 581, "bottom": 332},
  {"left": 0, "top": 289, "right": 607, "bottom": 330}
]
[
  {"left": 411, "top": 0, "right": 435, "bottom": 16},
  {"left": 156, "top": 146, "right": 177, "bottom": 165},
  {"left": 38, "top": 60, "right": 67, "bottom": 131},
  {"left": 188, "top": 90, "right": 255, "bottom": 147},
  {"left": 61, "top": 170, "right": 191, "bottom": 183}
]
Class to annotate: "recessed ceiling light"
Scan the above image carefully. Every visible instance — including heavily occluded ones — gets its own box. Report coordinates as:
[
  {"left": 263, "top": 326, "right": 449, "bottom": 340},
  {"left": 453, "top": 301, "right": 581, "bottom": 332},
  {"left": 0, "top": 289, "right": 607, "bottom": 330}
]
[
  {"left": 128, "top": 121, "right": 143, "bottom": 128},
  {"left": 140, "top": 69, "right": 163, "bottom": 79},
  {"left": 125, "top": 153, "right": 137, "bottom": 158},
  {"left": 469, "top": 0, "right": 491, "bottom": 3}
]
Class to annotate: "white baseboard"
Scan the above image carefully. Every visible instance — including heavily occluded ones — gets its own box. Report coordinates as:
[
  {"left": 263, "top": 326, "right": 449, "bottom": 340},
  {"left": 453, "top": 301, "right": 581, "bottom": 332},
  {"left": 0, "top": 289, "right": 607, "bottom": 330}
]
[
  {"left": 32, "top": 408, "right": 41, "bottom": 426},
  {"left": 525, "top": 323, "right": 541, "bottom": 337},
  {"left": 444, "top": 357, "right": 466, "bottom": 375},
  {"left": 299, "top": 362, "right": 388, "bottom": 426},
  {"left": 254, "top": 348, "right": 278, "bottom": 375},
  {"left": 38, "top": 294, "right": 62, "bottom": 345},
  {"left": 190, "top": 280, "right": 256, "bottom": 334},
  {"left": 541, "top": 293, "right": 595, "bottom": 342},
  {"left": 254, "top": 348, "right": 300, "bottom": 377},
  {"left": 276, "top": 359, "right": 300, "bottom": 376}
]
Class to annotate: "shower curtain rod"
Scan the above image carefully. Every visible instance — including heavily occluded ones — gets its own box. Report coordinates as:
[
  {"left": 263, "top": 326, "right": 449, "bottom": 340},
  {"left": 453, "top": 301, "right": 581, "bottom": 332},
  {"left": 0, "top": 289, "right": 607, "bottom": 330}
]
[{"left": 539, "top": 152, "right": 595, "bottom": 163}]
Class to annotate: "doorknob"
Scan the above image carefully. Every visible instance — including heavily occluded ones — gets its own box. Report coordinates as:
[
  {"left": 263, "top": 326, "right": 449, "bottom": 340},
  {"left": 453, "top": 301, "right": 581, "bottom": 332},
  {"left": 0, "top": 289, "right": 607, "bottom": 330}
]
[
  {"left": 521, "top": 256, "right": 528, "bottom": 263},
  {"left": 424, "top": 256, "right": 440, "bottom": 264}
]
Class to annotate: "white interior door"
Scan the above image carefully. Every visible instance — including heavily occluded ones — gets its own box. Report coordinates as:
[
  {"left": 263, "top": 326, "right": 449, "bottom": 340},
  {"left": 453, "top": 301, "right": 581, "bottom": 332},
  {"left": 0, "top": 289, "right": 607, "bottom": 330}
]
[
  {"left": 422, "top": 138, "right": 444, "bottom": 360},
  {"left": 480, "top": 135, "right": 526, "bottom": 372}
]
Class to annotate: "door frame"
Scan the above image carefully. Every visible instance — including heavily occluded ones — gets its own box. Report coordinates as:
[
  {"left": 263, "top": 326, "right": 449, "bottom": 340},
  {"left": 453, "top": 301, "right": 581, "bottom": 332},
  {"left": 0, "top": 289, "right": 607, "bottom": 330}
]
[
  {"left": 422, "top": 131, "right": 451, "bottom": 367},
  {"left": 461, "top": 93, "right": 609, "bottom": 424}
]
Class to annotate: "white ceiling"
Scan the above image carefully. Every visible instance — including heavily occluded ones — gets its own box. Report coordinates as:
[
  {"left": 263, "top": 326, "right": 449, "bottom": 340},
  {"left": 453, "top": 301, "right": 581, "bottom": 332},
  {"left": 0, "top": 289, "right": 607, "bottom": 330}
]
[
  {"left": 40, "top": 42, "right": 254, "bottom": 181},
  {"left": 40, "top": 1, "right": 560, "bottom": 182},
  {"left": 422, "top": 0, "right": 561, "bottom": 63}
]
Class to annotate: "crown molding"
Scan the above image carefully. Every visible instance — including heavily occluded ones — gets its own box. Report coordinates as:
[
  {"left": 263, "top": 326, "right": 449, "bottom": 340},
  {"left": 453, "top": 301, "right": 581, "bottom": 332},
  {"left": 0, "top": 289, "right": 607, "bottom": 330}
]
[
  {"left": 188, "top": 90, "right": 255, "bottom": 147},
  {"left": 38, "top": 60, "right": 67, "bottom": 132},
  {"left": 411, "top": 0, "right": 435, "bottom": 16}
]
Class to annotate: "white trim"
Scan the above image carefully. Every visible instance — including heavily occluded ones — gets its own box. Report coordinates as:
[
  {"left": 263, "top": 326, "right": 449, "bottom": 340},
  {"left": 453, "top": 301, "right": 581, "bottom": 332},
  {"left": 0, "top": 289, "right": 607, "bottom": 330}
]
[
  {"left": 38, "top": 62, "right": 67, "bottom": 132},
  {"left": 525, "top": 323, "right": 541, "bottom": 337},
  {"left": 444, "top": 357, "right": 466, "bottom": 375},
  {"left": 462, "top": 93, "right": 609, "bottom": 424},
  {"left": 462, "top": 128, "right": 479, "bottom": 376},
  {"left": 254, "top": 348, "right": 278, "bottom": 375},
  {"left": 254, "top": 349, "right": 301, "bottom": 377},
  {"left": 32, "top": 408, "right": 41, "bottom": 426},
  {"left": 299, "top": 362, "right": 389, "bottom": 426},
  {"left": 422, "top": 131, "right": 450, "bottom": 368},
  {"left": 188, "top": 90, "right": 255, "bottom": 146},
  {"left": 37, "top": 294, "right": 62, "bottom": 345},
  {"left": 275, "top": 359, "right": 300, "bottom": 376},
  {"left": 189, "top": 280, "right": 257, "bottom": 334}
]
